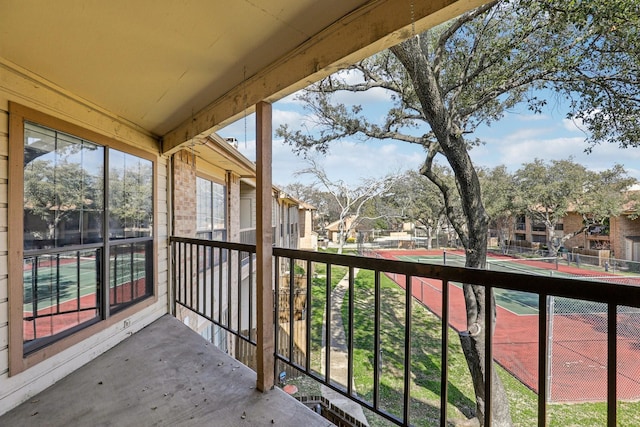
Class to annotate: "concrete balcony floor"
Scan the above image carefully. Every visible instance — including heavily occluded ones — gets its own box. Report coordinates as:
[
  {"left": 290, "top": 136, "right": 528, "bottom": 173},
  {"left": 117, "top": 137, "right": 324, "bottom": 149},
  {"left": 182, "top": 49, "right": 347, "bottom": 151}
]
[{"left": 1, "top": 315, "right": 330, "bottom": 427}]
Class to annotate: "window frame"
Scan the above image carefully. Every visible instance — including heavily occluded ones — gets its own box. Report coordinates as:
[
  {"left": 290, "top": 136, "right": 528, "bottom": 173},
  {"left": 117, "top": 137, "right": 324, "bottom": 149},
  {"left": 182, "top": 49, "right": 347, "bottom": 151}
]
[
  {"left": 195, "top": 174, "right": 227, "bottom": 241},
  {"left": 8, "top": 102, "right": 158, "bottom": 375}
]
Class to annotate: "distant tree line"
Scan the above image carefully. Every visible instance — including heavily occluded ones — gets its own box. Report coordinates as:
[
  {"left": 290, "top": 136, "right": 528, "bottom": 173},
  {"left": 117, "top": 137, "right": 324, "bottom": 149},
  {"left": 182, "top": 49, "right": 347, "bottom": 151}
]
[{"left": 285, "top": 158, "right": 638, "bottom": 256}]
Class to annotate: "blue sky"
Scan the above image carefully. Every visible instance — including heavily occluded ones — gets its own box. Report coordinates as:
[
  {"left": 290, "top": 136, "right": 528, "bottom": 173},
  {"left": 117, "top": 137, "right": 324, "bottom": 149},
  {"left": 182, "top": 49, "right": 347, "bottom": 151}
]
[{"left": 219, "top": 88, "right": 640, "bottom": 188}]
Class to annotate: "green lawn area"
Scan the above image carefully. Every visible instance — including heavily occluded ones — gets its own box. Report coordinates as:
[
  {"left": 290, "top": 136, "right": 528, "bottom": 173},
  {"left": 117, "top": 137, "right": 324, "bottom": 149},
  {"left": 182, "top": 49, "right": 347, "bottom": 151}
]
[
  {"left": 308, "top": 262, "right": 348, "bottom": 374},
  {"left": 284, "top": 261, "right": 640, "bottom": 426},
  {"left": 340, "top": 269, "right": 640, "bottom": 427}
]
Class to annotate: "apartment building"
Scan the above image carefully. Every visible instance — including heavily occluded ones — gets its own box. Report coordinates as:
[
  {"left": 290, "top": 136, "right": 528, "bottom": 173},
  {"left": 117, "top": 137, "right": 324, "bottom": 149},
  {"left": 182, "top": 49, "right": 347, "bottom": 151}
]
[{"left": 512, "top": 210, "right": 640, "bottom": 261}]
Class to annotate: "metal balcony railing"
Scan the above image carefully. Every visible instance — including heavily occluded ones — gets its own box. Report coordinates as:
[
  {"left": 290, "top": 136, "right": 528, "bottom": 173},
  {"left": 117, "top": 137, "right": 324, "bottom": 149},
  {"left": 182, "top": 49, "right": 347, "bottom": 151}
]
[
  {"left": 169, "top": 236, "right": 640, "bottom": 427},
  {"left": 239, "top": 228, "right": 257, "bottom": 245}
]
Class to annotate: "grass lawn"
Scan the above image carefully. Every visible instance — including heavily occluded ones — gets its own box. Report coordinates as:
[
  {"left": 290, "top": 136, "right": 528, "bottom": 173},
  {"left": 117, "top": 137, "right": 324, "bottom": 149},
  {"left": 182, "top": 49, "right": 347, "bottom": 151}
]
[
  {"left": 282, "top": 260, "right": 640, "bottom": 426},
  {"left": 308, "top": 262, "right": 348, "bottom": 374},
  {"left": 341, "top": 269, "right": 640, "bottom": 426}
]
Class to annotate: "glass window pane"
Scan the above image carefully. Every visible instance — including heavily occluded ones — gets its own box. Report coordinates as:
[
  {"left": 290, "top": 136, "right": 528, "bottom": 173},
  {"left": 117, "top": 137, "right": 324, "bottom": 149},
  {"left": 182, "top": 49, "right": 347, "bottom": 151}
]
[
  {"left": 109, "top": 150, "right": 153, "bottom": 239},
  {"left": 212, "top": 182, "right": 226, "bottom": 231},
  {"left": 24, "top": 122, "right": 56, "bottom": 164},
  {"left": 21, "top": 121, "right": 155, "bottom": 352},
  {"left": 197, "top": 177, "right": 212, "bottom": 232},
  {"left": 24, "top": 123, "right": 104, "bottom": 250},
  {"left": 196, "top": 177, "right": 226, "bottom": 238},
  {"left": 109, "top": 241, "right": 153, "bottom": 313},
  {"left": 81, "top": 141, "right": 105, "bottom": 244},
  {"left": 23, "top": 249, "right": 101, "bottom": 349}
]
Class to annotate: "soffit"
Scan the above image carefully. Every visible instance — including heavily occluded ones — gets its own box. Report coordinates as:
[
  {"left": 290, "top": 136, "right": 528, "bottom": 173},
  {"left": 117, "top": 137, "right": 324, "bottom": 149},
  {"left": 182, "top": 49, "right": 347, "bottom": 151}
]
[
  {"left": 1, "top": 0, "right": 363, "bottom": 136},
  {"left": 0, "top": 0, "right": 483, "bottom": 149}
]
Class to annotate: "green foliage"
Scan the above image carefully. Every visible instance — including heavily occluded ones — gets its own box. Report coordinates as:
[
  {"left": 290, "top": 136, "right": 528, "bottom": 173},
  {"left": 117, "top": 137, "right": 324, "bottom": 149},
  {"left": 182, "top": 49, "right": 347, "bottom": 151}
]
[
  {"left": 580, "top": 164, "right": 637, "bottom": 225},
  {"left": 536, "top": 0, "right": 640, "bottom": 148},
  {"left": 293, "top": 263, "right": 305, "bottom": 276},
  {"left": 514, "top": 158, "right": 587, "bottom": 222},
  {"left": 109, "top": 163, "right": 153, "bottom": 230},
  {"left": 514, "top": 158, "right": 637, "bottom": 254},
  {"left": 24, "top": 158, "right": 102, "bottom": 239}
]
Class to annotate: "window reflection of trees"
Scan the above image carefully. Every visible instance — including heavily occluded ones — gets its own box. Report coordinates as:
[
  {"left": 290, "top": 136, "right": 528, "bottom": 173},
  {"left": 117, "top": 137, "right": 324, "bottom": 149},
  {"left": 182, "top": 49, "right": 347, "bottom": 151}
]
[
  {"left": 23, "top": 123, "right": 103, "bottom": 249},
  {"left": 109, "top": 151, "right": 153, "bottom": 239},
  {"left": 22, "top": 122, "right": 154, "bottom": 348}
]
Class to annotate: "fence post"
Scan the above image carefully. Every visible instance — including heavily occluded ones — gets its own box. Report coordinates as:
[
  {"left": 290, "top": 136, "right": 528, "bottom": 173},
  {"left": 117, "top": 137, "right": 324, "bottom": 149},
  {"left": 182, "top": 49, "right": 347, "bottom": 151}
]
[{"left": 547, "top": 295, "right": 554, "bottom": 402}]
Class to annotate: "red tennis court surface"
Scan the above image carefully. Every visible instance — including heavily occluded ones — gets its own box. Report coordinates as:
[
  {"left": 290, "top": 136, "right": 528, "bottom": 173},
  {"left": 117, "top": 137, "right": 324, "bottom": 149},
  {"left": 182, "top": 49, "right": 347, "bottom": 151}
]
[
  {"left": 376, "top": 249, "right": 640, "bottom": 403},
  {"left": 23, "top": 279, "right": 148, "bottom": 341}
]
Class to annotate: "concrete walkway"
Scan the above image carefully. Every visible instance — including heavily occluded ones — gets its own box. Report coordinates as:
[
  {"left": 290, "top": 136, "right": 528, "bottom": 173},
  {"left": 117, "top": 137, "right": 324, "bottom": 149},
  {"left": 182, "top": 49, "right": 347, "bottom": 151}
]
[{"left": 321, "top": 269, "right": 369, "bottom": 426}]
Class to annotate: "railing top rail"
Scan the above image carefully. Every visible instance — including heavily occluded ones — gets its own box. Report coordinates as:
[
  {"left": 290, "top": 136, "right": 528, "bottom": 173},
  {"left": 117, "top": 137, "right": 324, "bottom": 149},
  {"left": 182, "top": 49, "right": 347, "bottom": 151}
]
[
  {"left": 170, "top": 236, "right": 256, "bottom": 253},
  {"left": 169, "top": 236, "right": 640, "bottom": 308},
  {"left": 273, "top": 247, "right": 640, "bottom": 308}
]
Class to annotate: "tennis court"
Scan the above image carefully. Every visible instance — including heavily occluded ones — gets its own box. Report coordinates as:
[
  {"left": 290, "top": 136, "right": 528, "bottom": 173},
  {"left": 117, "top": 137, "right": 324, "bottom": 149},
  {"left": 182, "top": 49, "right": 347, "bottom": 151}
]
[
  {"left": 377, "top": 249, "right": 640, "bottom": 403},
  {"left": 23, "top": 250, "right": 149, "bottom": 341},
  {"left": 397, "top": 250, "right": 640, "bottom": 315}
]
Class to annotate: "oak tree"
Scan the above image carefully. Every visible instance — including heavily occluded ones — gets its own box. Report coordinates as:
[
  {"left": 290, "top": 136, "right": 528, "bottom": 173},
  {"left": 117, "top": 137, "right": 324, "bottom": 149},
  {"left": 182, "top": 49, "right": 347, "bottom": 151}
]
[{"left": 277, "top": 1, "right": 640, "bottom": 424}]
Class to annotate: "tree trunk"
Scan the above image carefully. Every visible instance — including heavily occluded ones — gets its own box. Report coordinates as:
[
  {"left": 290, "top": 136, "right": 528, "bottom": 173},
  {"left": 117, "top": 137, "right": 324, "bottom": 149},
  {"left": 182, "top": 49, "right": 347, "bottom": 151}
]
[
  {"left": 460, "top": 329, "right": 512, "bottom": 426},
  {"left": 547, "top": 225, "right": 559, "bottom": 256},
  {"left": 391, "top": 37, "right": 512, "bottom": 426},
  {"left": 459, "top": 205, "right": 512, "bottom": 427}
]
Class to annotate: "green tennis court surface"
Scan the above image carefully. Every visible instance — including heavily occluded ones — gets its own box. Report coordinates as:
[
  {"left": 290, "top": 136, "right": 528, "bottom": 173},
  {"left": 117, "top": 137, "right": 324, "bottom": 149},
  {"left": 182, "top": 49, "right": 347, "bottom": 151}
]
[{"left": 23, "top": 255, "right": 146, "bottom": 312}]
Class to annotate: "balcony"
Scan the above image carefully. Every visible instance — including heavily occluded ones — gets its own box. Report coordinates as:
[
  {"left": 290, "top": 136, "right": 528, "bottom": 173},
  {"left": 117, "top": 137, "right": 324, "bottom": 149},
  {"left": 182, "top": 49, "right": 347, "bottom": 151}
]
[
  {"left": 4, "top": 237, "right": 640, "bottom": 427},
  {"left": 0, "top": 315, "right": 327, "bottom": 426}
]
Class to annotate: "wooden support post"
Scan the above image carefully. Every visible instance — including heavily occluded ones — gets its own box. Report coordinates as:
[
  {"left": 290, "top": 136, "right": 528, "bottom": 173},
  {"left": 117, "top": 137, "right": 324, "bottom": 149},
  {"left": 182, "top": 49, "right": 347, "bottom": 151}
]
[{"left": 255, "top": 101, "right": 274, "bottom": 391}]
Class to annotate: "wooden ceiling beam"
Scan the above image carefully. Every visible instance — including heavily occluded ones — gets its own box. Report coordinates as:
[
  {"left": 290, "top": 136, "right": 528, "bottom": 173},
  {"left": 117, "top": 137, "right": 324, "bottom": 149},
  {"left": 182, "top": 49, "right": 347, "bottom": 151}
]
[{"left": 161, "top": 0, "right": 485, "bottom": 154}]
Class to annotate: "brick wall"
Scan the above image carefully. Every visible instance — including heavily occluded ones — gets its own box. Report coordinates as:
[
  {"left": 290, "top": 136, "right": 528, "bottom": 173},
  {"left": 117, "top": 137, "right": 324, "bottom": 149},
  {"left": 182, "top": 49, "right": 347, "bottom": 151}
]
[
  {"left": 563, "top": 212, "right": 586, "bottom": 249},
  {"left": 611, "top": 215, "right": 640, "bottom": 260},
  {"left": 172, "top": 150, "right": 197, "bottom": 237}
]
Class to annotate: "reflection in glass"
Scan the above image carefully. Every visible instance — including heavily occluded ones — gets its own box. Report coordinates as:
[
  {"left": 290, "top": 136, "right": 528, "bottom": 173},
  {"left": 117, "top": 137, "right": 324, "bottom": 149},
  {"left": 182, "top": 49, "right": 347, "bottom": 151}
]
[
  {"left": 22, "top": 122, "right": 154, "bottom": 352},
  {"left": 197, "top": 177, "right": 213, "bottom": 232},
  {"left": 196, "top": 177, "right": 226, "bottom": 240},
  {"left": 23, "top": 249, "right": 101, "bottom": 348},
  {"left": 213, "top": 181, "right": 225, "bottom": 230},
  {"left": 109, "top": 241, "right": 153, "bottom": 313},
  {"left": 109, "top": 150, "right": 153, "bottom": 239},
  {"left": 23, "top": 122, "right": 104, "bottom": 249}
]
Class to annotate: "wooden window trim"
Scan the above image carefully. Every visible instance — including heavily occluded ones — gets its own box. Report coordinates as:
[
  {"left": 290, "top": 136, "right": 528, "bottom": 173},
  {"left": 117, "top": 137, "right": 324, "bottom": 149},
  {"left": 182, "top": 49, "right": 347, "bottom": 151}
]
[{"left": 8, "top": 102, "right": 158, "bottom": 375}]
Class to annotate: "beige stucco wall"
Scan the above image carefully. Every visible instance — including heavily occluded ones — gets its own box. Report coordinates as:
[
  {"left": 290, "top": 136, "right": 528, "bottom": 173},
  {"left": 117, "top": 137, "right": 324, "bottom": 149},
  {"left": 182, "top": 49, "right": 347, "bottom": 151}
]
[
  {"left": 298, "top": 208, "right": 317, "bottom": 250},
  {"left": 0, "top": 62, "right": 169, "bottom": 415}
]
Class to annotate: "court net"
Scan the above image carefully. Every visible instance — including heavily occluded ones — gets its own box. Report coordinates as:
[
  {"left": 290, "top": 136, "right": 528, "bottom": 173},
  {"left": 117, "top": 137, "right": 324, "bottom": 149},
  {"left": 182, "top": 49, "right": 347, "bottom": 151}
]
[
  {"left": 422, "top": 252, "right": 640, "bottom": 286},
  {"left": 420, "top": 252, "right": 559, "bottom": 274}
]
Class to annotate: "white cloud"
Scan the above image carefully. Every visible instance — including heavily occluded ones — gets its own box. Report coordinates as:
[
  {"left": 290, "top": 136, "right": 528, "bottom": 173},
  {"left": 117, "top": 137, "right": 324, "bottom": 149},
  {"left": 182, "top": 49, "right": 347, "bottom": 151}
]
[
  {"left": 498, "top": 136, "right": 586, "bottom": 163},
  {"left": 515, "top": 113, "right": 551, "bottom": 122},
  {"left": 331, "top": 86, "right": 393, "bottom": 105},
  {"left": 471, "top": 126, "right": 640, "bottom": 181},
  {"left": 275, "top": 139, "right": 423, "bottom": 186},
  {"left": 272, "top": 109, "right": 306, "bottom": 130},
  {"left": 275, "top": 92, "right": 303, "bottom": 106}
]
